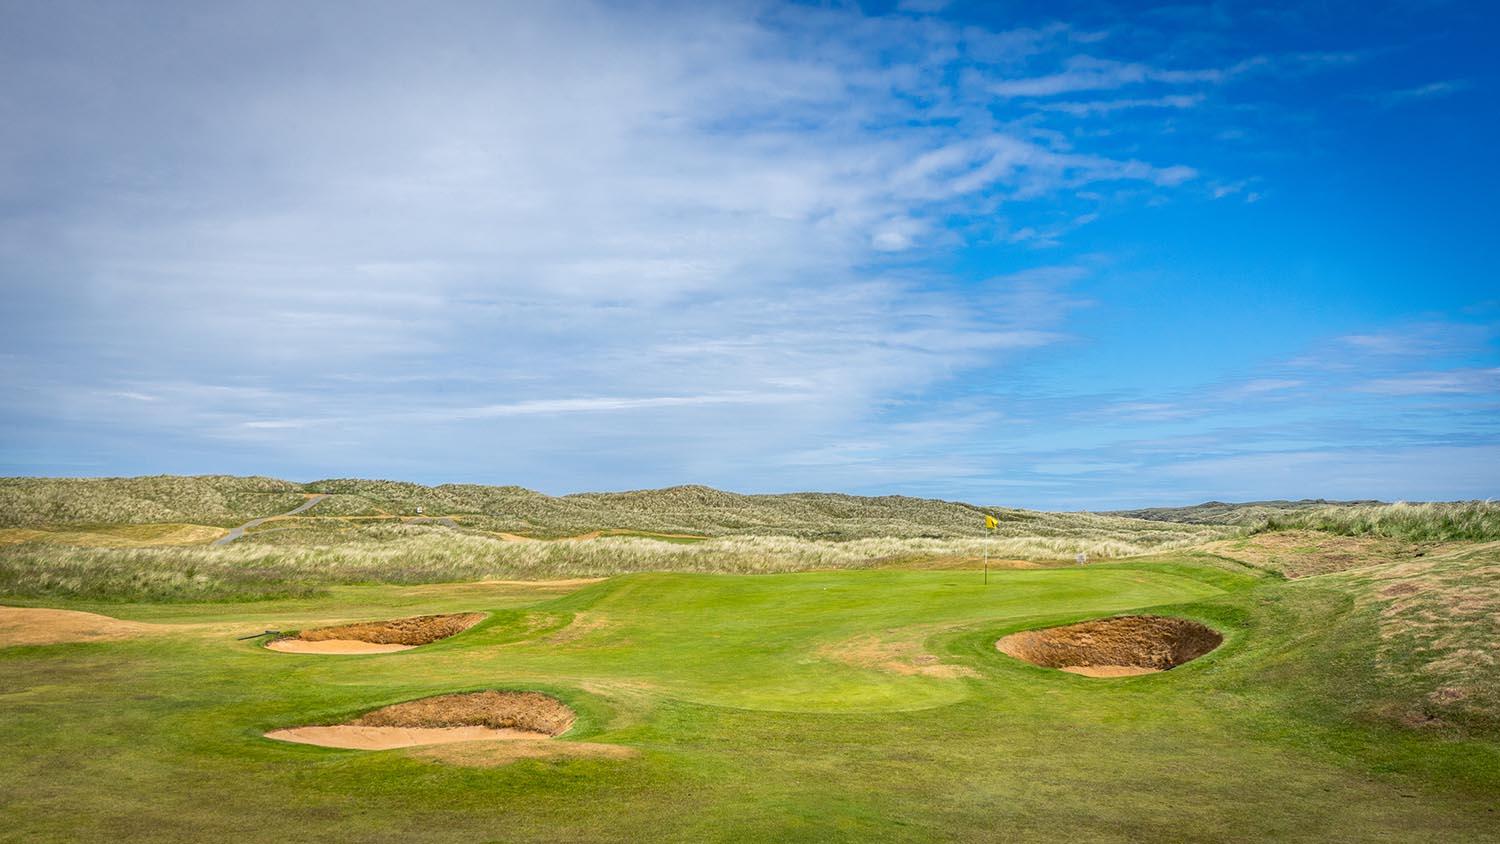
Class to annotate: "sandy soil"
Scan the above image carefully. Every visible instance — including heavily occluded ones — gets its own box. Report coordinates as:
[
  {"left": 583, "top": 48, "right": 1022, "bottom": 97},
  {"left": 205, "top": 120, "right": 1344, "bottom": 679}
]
[
  {"left": 1059, "top": 665, "right": 1161, "bottom": 677},
  {"left": 0, "top": 606, "right": 162, "bottom": 646},
  {"left": 265, "top": 725, "right": 547, "bottom": 750},
  {"left": 265, "top": 639, "right": 414, "bottom": 654},
  {"left": 286, "top": 612, "right": 485, "bottom": 646},
  {"left": 353, "top": 690, "right": 576, "bottom": 735},
  {"left": 267, "top": 691, "right": 578, "bottom": 753}
]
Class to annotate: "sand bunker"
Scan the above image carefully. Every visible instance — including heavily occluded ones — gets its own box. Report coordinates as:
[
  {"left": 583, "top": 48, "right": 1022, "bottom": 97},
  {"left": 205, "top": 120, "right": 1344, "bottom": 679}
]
[
  {"left": 266, "top": 612, "right": 484, "bottom": 654},
  {"left": 266, "top": 690, "right": 576, "bottom": 750},
  {"left": 996, "top": 615, "right": 1222, "bottom": 677},
  {"left": 266, "top": 639, "right": 414, "bottom": 654},
  {"left": 266, "top": 725, "right": 546, "bottom": 750}
]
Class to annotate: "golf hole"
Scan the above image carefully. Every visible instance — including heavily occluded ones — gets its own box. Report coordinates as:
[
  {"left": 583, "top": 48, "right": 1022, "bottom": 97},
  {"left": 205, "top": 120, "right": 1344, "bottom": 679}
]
[
  {"left": 266, "top": 612, "right": 485, "bottom": 654},
  {"left": 266, "top": 690, "right": 576, "bottom": 749},
  {"left": 996, "top": 615, "right": 1222, "bottom": 678}
]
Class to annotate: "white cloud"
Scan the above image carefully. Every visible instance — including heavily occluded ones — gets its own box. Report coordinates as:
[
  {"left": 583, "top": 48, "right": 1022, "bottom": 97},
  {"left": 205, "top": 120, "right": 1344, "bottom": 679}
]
[
  {"left": 1353, "top": 368, "right": 1500, "bottom": 396},
  {"left": 1042, "top": 94, "right": 1205, "bottom": 115},
  {"left": 986, "top": 55, "right": 1242, "bottom": 98},
  {"left": 1367, "top": 79, "right": 1471, "bottom": 108},
  {"left": 446, "top": 393, "right": 800, "bottom": 419},
  {"left": 1227, "top": 378, "right": 1305, "bottom": 396}
]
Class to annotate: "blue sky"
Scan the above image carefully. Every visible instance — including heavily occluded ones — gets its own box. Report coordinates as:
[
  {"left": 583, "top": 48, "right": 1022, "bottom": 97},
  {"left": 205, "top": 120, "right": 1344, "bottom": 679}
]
[{"left": 1, "top": 0, "right": 1496, "bottom": 508}]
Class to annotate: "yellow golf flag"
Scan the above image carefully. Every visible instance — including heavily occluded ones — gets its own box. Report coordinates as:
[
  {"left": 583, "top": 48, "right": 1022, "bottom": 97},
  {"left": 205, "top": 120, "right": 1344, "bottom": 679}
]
[{"left": 984, "top": 515, "right": 998, "bottom": 530}]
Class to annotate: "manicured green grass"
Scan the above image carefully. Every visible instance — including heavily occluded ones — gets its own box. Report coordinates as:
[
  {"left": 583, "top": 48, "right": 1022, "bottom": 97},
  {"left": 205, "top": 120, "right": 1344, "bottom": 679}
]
[{"left": 4, "top": 559, "right": 1497, "bottom": 843}]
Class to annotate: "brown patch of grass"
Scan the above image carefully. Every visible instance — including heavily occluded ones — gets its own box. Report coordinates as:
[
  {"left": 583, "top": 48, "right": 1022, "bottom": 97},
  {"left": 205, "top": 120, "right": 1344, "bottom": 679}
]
[
  {"left": 1328, "top": 542, "right": 1500, "bottom": 730},
  {"left": 996, "top": 615, "right": 1222, "bottom": 673},
  {"left": 353, "top": 691, "right": 576, "bottom": 736},
  {"left": 0, "top": 523, "right": 228, "bottom": 548},
  {"left": 0, "top": 530, "right": 50, "bottom": 546},
  {"left": 543, "top": 612, "right": 611, "bottom": 645},
  {"left": 869, "top": 553, "right": 1044, "bottom": 571},
  {"left": 819, "top": 628, "right": 979, "bottom": 679},
  {"left": 292, "top": 612, "right": 485, "bottom": 646},
  {"left": 406, "top": 739, "right": 637, "bottom": 767},
  {"left": 1199, "top": 530, "right": 1448, "bottom": 578},
  {"left": 0, "top": 605, "right": 164, "bottom": 646}
]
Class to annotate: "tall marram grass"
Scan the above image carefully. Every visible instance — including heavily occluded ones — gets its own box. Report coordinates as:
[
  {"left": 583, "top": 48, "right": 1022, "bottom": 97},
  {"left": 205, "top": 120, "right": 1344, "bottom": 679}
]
[
  {"left": 1259, "top": 501, "right": 1500, "bottom": 543},
  {"left": 0, "top": 523, "right": 1229, "bottom": 602}
]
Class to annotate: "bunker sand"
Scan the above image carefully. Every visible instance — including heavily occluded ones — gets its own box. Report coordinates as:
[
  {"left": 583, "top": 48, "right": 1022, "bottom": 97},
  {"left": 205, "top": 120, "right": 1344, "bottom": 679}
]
[
  {"left": 269, "top": 612, "right": 484, "bottom": 653},
  {"left": 267, "top": 725, "right": 547, "bottom": 749},
  {"left": 1060, "top": 665, "right": 1161, "bottom": 677},
  {"left": 266, "top": 691, "right": 578, "bottom": 752},
  {"left": 266, "top": 639, "right": 413, "bottom": 654},
  {"left": 997, "top": 615, "right": 1222, "bottom": 677}
]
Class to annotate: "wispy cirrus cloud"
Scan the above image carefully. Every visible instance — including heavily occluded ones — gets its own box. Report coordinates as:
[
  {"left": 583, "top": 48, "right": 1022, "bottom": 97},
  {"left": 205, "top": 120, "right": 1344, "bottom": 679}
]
[
  {"left": 986, "top": 55, "right": 1243, "bottom": 97},
  {"left": 1354, "top": 368, "right": 1500, "bottom": 396},
  {"left": 1366, "top": 79, "right": 1472, "bottom": 108},
  {"left": 1041, "top": 94, "right": 1206, "bottom": 115}
]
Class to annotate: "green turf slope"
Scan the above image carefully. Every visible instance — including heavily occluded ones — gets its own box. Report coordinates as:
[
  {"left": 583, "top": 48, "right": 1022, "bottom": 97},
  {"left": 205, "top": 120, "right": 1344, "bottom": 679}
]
[{"left": 2, "top": 562, "right": 1496, "bottom": 843}]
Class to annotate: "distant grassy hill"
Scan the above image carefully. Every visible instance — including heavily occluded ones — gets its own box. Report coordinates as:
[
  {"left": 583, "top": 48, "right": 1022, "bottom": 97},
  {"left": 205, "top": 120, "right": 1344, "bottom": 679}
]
[
  {"left": 2, "top": 475, "right": 1210, "bottom": 541},
  {"left": 1103, "top": 499, "right": 1383, "bottom": 525},
  {"left": 5, "top": 476, "right": 1495, "bottom": 545},
  {"left": 1109, "top": 499, "right": 1500, "bottom": 543}
]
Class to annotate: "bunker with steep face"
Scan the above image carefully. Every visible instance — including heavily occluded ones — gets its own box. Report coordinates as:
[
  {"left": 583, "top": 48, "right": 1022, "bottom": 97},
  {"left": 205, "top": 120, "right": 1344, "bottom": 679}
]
[{"left": 996, "top": 615, "right": 1222, "bottom": 678}]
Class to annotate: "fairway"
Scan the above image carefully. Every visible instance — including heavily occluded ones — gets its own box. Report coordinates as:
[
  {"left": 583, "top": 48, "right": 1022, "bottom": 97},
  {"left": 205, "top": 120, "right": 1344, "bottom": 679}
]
[{"left": 4, "top": 560, "right": 1496, "bottom": 843}]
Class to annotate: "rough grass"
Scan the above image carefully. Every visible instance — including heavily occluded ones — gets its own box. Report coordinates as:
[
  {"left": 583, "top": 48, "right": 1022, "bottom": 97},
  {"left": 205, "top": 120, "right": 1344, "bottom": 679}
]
[
  {"left": 0, "top": 523, "right": 227, "bottom": 548},
  {"left": 1316, "top": 541, "right": 1500, "bottom": 733},
  {"left": 1260, "top": 501, "right": 1500, "bottom": 543},
  {"left": 0, "top": 476, "right": 303, "bottom": 528},
  {"left": 1200, "top": 530, "right": 1432, "bottom": 578},
  {"left": 0, "top": 522, "right": 1234, "bottom": 602},
  {"left": 1107, "top": 498, "right": 1382, "bottom": 525}
]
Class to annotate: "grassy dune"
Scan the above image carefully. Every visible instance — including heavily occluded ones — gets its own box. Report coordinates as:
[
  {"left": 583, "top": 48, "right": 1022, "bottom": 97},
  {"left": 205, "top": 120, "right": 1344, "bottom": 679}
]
[
  {"left": 0, "top": 524, "right": 1230, "bottom": 602},
  {"left": 0, "top": 475, "right": 1236, "bottom": 539},
  {"left": 0, "top": 476, "right": 304, "bottom": 528},
  {"left": 1115, "top": 498, "right": 1500, "bottom": 542},
  {"left": 1262, "top": 501, "right": 1500, "bottom": 542}
]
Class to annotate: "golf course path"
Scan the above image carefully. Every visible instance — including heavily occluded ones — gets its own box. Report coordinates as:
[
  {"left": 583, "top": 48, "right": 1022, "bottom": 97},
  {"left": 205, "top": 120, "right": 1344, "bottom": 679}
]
[{"left": 213, "top": 495, "right": 329, "bottom": 546}]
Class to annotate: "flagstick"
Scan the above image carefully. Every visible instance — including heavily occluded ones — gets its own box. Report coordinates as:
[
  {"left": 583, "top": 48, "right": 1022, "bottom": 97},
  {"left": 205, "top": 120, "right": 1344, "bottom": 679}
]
[{"left": 984, "top": 545, "right": 988, "bottom": 586}]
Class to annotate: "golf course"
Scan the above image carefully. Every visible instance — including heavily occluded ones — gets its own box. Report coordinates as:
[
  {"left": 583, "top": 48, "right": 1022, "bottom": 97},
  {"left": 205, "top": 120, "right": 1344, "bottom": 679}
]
[{"left": 2, "top": 477, "right": 1497, "bottom": 842}]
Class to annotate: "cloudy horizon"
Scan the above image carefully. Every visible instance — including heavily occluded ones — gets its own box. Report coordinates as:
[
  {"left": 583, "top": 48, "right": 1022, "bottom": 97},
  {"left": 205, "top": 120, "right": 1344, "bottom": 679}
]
[{"left": 1, "top": 0, "right": 1496, "bottom": 509}]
